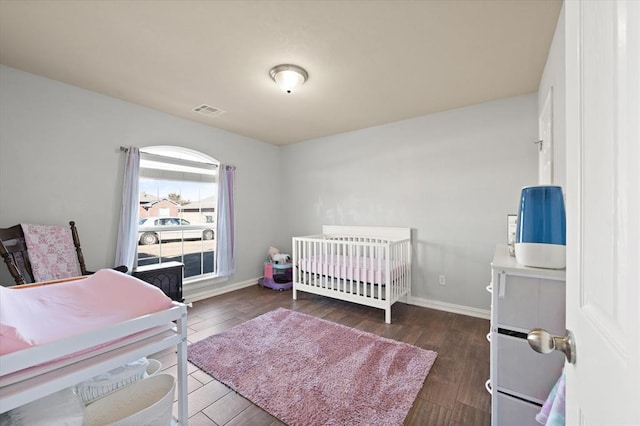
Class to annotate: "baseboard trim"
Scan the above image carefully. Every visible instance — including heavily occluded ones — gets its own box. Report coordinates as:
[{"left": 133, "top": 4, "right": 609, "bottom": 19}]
[
  {"left": 406, "top": 295, "right": 490, "bottom": 320},
  {"left": 184, "top": 277, "right": 259, "bottom": 303},
  {"left": 184, "top": 279, "right": 490, "bottom": 320}
]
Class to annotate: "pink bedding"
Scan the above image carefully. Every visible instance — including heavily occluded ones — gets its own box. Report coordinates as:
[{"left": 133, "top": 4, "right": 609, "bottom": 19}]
[
  {"left": 298, "top": 255, "right": 403, "bottom": 285},
  {"left": 0, "top": 269, "right": 173, "bottom": 355}
]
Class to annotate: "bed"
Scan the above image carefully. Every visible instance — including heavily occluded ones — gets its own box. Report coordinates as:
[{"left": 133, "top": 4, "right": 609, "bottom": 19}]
[
  {"left": 292, "top": 226, "right": 411, "bottom": 323},
  {"left": 0, "top": 269, "right": 188, "bottom": 424}
]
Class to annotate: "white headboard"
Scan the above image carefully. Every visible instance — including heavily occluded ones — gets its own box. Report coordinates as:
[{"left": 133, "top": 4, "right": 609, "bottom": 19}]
[{"left": 322, "top": 225, "right": 411, "bottom": 241}]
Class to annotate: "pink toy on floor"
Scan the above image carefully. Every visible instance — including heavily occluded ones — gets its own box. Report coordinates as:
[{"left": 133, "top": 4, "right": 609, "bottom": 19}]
[{"left": 258, "top": 261, "right": 292, "bottom": 291}]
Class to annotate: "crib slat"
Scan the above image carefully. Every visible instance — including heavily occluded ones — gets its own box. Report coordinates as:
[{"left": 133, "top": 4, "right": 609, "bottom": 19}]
[
  {"left": 330, "top": 241, "right": 334, "bottom": 290},
  {"left": 367, "top": 248, "right": 372, "bottom": 299},
  {"left": 376, "top": 242, "right": 379, "bottom": 298},
  {"left": 316, "top": 238, "right": 320, "bottom": 288},
  {"left": 349, "top": 243, "right": 353, "bottom": 295},
  {"left": 307, "top": 241, "right": 311, "bottom": 287}
]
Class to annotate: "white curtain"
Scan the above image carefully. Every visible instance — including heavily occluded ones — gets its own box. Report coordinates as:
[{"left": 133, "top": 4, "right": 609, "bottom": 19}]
[
  {"left": 115, "top": 147, "right": 140, "bottom": 272},
  {"left": 215, "top": 164, "right": 236, "bottom": 276}
]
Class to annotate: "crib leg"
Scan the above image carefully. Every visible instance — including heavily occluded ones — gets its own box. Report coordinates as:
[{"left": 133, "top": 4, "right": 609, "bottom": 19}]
[
  {"left": 385, "top": 307, "right": 391, "bottom": 324},
  {"left": 293, "top": 286, "right": 297, "bottom": 300}
]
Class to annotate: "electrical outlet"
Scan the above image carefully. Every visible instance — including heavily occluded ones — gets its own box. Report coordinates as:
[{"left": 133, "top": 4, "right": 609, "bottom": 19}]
[{"left": 439, "top": 275, "right": 446, "bottom": 286}]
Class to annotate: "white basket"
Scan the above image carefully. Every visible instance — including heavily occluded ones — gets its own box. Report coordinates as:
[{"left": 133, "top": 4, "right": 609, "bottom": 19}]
[
  {"left": 0, "top": 387, "right": 85, "bottom": 426},
  {"left": 84, "top": 373, "right": 175, "bottom": 426},
  {"left": 76, "top": 358, "right": 149, "bottom": 403},
  {"left": 145, "top": 359, "right": 162, "bottom": 377}
]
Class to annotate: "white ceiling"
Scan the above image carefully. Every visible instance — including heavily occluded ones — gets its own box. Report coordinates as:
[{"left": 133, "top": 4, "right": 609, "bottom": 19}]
[{"left": 0, "top": 0, "right": 562, "bottom": 146}]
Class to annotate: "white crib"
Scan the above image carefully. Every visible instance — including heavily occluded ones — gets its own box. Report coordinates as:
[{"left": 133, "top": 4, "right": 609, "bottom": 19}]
[{"left": 292, "top": 226, "right": 411, "bottom": 323}]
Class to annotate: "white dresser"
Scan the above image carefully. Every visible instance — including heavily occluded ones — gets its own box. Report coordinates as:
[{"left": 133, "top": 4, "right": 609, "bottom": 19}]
[{"left": 488, "top": 245, "right": 566, "bottom": 426}]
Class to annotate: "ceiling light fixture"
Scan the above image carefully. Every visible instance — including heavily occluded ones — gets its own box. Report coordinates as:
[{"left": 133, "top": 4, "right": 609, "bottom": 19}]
[{"left": 269, "top": 64, "right": 308, "bottom": 94}]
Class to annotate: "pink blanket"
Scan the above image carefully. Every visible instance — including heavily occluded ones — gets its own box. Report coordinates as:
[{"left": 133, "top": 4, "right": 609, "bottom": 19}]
[
  {"left": 0, "top": 269, "right": 173, "bottom": 355},
  {"left": 21, "top": 223, "right": 82, "bottom": 282}
]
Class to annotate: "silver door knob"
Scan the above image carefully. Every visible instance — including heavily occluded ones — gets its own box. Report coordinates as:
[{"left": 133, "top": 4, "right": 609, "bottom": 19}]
[{"left": 527, "top": 328, "right": 576, "bottom": 364}]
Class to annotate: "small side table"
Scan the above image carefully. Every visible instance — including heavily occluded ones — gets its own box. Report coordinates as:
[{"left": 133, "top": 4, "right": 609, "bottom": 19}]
[{"left": 133, "top": 261, "right": 184, "bottom": 302}]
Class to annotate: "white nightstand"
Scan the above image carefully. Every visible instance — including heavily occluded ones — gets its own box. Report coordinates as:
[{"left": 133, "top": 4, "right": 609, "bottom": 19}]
[{"left": 488, "top": 245, "right": 566, "bottom": 426}]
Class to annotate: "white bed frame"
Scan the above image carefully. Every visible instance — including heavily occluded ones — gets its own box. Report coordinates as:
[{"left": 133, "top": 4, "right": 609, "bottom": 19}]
[
  {"left": 0, "top": 301, "right": 189, "bottom": 424},
  {"left": 292, "top": 226, "right": 411, "bottom": 323}
]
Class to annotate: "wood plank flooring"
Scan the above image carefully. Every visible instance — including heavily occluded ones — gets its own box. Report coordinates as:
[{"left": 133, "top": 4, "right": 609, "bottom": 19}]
[{"left": 152, "top": 285, "right": 491, "bottom": 425}]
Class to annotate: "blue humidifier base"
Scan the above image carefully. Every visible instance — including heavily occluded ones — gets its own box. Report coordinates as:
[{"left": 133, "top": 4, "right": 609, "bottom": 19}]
[{"left": 515, "top": 242, "right": 566, "bottom": 269}]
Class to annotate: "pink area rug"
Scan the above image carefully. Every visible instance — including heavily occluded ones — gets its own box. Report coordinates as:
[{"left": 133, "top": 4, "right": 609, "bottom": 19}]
[{"left": 188, "top": 308, "right": 437, "bottom": 425}]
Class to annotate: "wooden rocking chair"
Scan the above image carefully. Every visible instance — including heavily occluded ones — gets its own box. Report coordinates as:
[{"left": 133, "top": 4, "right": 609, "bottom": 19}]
[{"left": 0, "top": 221, "right": 127, "bottom": 285}]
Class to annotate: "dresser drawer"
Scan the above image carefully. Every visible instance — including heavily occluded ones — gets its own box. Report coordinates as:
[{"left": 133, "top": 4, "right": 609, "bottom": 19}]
[
  {"left": 495, "top": 273, "right": 565, "bottom": 334},
  {"left": 495, "top": 333, "right": 564, "bottom": 403},
  {"left": 496, "top": 392, "right": 541, "bottom": 426}
]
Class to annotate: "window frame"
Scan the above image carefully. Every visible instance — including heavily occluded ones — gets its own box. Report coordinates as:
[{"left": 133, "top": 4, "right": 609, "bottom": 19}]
[{"left": 136, "top": 146, "right": 219, "bottom": 282}]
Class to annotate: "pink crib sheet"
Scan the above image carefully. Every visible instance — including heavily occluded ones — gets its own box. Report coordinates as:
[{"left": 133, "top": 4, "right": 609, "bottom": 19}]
[
  {"left": 298, "top": 255, "right": 403, "bottom": 285},
  {"left": 0, "top": 269, "right": 173, "bottom": 355}
]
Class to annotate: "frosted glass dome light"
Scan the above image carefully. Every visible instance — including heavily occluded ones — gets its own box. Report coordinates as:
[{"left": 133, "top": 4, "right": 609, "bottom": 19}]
[{"left": 270, "top": 64, "right": 308, "bottom": 93}]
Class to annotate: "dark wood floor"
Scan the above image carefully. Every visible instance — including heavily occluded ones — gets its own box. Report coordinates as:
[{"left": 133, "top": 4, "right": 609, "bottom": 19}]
[{"left": 153, "top": 285, "right": 491, "bottom": 426}]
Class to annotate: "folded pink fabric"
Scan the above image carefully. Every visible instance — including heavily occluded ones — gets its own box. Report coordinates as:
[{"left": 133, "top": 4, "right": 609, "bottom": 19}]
[{"left": 0, "top": 269, "right": 172, "bottom": 355}]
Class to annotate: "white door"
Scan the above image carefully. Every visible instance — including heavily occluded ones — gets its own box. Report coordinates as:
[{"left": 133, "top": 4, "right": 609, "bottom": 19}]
[
  {"left": 565, "top": 1, "right": 639, "bottom": 424},
  {"left": 538, "top": 87, "right": 553, "bottom": 184}
]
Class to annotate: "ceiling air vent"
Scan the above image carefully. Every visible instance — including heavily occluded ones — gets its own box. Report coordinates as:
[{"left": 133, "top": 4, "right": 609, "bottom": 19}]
[{"left": 192, "top": 104, "right": 224, "bottom": 117}]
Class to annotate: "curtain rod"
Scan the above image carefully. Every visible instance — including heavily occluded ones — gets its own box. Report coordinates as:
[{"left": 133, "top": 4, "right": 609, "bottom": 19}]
[{"left": 120, "top": 146, "right": 233, "bottom": 170}]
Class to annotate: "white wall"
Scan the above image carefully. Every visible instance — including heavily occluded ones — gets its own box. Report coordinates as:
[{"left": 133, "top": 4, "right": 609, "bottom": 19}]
[
  {"left": 538, "top": 4, "right": 566, "bottom": 189},
  {"left": 0, "top": 65, "right": 281, "bottom": 290},
  {"left": 278, "top": 94, "right": 539, "bottom": 310},
  {"left": 0, "top": 65, "right": 540, "bottom": 313}
]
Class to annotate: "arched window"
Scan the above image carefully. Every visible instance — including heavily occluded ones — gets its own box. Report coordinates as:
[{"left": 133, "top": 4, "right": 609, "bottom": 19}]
[{"left": 137, "top": 146, "right": 219, "bottom": 280}]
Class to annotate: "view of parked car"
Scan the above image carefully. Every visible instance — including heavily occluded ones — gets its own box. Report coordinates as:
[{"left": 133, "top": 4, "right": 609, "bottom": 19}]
[{"left": 138, "top": 217, "right": 214, "bottom": 245}]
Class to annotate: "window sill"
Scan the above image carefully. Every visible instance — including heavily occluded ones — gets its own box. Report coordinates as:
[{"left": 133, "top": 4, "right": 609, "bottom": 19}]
[{"left": 184, "top": 274, "right": 229, "bottom": 287}]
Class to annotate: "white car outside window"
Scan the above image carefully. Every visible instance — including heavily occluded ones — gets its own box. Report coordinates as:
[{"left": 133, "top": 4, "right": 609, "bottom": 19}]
[{"left": 138, "top": 217, "right": 214, "bottom": 245}]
